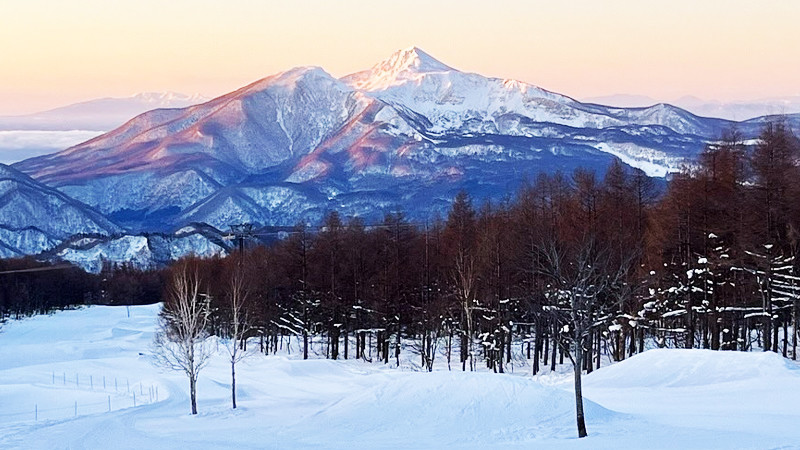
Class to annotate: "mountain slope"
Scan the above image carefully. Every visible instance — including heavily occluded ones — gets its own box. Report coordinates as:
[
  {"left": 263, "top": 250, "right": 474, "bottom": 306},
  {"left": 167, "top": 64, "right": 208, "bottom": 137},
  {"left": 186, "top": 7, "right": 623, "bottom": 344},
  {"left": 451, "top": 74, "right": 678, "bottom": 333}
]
[
  {"left": 13, "top": 47, "right": 740, "bottom": 232},
  {"left": 0, "top": 164, "right": 121, "bottom": 256},
  {"left": 343, "top": 47, "right": 730, "bottom": 136}
]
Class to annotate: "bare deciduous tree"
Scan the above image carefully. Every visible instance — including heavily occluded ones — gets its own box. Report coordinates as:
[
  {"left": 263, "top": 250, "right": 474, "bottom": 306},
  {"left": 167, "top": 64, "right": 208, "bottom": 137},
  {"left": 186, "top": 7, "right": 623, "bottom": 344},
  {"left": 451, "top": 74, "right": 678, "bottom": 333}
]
[
  {"left": 153, "top": 259, "right": 211, "bottom": 415},
  {"left": 222, "top": 259, "right": 253, "bottom": 409},
  {"left": 536, "top": 237, "right": 631, "bottom": 438},
  {"left": 454, "top": 251, "right": 477, "bottom": 371}
]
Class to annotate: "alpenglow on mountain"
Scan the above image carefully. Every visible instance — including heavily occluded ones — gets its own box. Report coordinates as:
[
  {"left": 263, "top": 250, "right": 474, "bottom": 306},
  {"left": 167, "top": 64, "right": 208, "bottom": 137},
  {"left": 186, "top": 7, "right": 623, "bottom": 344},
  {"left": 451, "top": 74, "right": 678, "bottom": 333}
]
[{"left": 8, "top": 47, "right": 777, "bottom": 264}]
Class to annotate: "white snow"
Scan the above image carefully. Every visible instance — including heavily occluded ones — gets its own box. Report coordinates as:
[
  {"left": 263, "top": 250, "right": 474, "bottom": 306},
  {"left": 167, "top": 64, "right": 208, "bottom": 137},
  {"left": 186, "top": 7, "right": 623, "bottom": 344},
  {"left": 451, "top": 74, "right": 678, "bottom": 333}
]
[
  {"left": 593, "top": 142, "right": 682, "bottom": 177},
  {"left": 2, "top": 306, "right": 800, "bottom": 449}
]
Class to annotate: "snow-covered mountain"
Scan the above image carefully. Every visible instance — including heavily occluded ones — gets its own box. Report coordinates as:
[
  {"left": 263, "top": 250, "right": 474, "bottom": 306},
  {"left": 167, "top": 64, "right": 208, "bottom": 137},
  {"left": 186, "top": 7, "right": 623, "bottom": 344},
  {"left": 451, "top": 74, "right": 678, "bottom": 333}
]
[
  {"left": 14, "top": 47, "right": 738, "bottom": 235},
  {"left": 8, "top": 45, "right": 797, "bottom": 270},
  {"left": 344, "top": 48, "right": 728, "bottom": 136},
  {"left": 671, "top": 95, "right": 800, "bottom": 121},
  {"left": 583, "top": 94, "right": 800, "bottom": 121},
  {"left": 0, "top": 164, "right": 121, "bottom": 257},
  {"left": 0, "top": 92, "right": 210, "bottom": 132}
]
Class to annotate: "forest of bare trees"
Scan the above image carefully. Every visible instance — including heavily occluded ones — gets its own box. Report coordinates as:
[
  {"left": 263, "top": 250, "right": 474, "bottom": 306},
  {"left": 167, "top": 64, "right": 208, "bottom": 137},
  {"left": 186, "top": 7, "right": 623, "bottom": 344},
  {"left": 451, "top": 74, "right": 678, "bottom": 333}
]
[
  {"left": 172, "top": 121, "right": 800, "bottom": 373},
  {"left": 5, "top": 120, "right": 800, "bottom": 366}
]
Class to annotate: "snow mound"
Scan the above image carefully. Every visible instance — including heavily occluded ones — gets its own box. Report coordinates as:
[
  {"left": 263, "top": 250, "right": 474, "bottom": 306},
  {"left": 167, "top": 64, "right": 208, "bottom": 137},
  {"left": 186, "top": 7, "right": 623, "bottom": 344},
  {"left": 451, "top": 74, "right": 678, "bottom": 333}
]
[
  {"left": 584, "top": 348, "right": 799, "bottom": 389},
  {"left": 310, "top": 371, "right": 617, "bottom": 446}
]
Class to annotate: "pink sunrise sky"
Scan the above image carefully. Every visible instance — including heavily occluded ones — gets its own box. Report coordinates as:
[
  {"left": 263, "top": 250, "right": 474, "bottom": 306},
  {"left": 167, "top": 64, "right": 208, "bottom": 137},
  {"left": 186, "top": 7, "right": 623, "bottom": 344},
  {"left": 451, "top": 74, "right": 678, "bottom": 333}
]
[{"left": 1, "top": 0, "right": 798, "bottom": 115}]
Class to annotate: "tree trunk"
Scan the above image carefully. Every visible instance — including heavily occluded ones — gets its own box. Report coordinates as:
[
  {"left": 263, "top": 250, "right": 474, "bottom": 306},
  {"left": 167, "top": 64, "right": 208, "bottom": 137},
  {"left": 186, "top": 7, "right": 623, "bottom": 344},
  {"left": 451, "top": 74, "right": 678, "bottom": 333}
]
[
  {"left": 532, "top": 324, "right": 541, "bottom": 376},
  {"left": 542, "top": 329, "right": 549, "bottom": 367},
  {"left": 344, "top": 329, "right": 349, "bottom": 360},
  {"left": 303, "top": 329, "right": 309, "bottom": 360},
  {"left": 595, "top": 330, "right": 602, "bottom": 370},
  {"left": 506, "top": 328, "right": 512, "bottom": 364},
  {"left": 461, "top": 332, "right": 468, "bottom": 371},
  {"left": 447, "top": 330, "right": 452, "bottom": 371},
  {"left": 231, "top": 360, "right": 237, "bottom": 409},
  {"left": 190, "top": 374, "right": 198, "bottom": 415},
  {"left": 574, "top": 342, "right": 588, "bottom": 438},
  {"left": 793, "top": 301, "right": 798, "bottom": 360},
  {"left": 498, "top": 331, "right": 505, "bottom": 374},
  {"left": 585, "top": 330, "right": 593, "bottom": 373},
  {"left": 782, "top": 320, "right": 788, "bottom": 358},
  {"left": 772, "top": 320, "right": 779, "bottom": 353},
  {"left": 638, "top": 327, "right": 644, "bottom": 355}
]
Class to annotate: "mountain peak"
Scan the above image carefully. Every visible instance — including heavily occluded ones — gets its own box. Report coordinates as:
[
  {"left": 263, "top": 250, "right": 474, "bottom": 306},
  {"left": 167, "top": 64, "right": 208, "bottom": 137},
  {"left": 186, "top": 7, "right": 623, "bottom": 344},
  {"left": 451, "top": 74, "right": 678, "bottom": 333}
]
[
  {"left": 378, "top": 46, "right": 454, "bottom": 74},
  {"left": 342, "top": 46, "right": 455, "bottom": 91}
]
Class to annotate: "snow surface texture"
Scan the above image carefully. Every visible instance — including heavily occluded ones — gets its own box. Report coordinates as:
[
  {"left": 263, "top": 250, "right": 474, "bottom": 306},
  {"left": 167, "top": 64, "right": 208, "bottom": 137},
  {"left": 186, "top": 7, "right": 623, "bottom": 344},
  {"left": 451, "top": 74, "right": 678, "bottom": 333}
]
[{"left": 1, "top": 305, "right": 799, "bottom": 449}]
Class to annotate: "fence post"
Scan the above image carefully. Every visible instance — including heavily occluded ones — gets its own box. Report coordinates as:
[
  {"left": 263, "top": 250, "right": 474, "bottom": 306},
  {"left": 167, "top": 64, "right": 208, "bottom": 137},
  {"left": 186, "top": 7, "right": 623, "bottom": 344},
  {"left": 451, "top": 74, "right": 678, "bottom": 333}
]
[
  {"left": 103, "top": 376, "right": 106, "bottom": 390},
  {"left": 90, "top": 375, "right": 93, "bottom": 390},
  {"left": 133, "top": 392, "right": 136, "bottom": 407}
]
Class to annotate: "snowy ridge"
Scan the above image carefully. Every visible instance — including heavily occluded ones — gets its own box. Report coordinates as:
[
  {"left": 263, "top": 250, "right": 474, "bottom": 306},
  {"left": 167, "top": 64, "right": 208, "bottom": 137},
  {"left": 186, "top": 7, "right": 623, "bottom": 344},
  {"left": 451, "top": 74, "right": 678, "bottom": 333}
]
[
  {"left": 50, "top": 226, "right": 228, "bottom": 273},
  {"left": 5, "top": 47, "right": 787, "bottom": 260},
  {"left": 0, "top": 164, "right": 120, "bottom": 255}
]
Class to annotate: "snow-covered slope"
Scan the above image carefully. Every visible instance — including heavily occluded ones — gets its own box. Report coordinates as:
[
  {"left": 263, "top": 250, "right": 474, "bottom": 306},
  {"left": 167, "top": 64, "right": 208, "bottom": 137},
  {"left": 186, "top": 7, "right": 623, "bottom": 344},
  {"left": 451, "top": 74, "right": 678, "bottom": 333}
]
[
  {"left": 11, "top": 47, "right": 743, "bottom": 234},
  {"left": 582, "top": 349, "right": 800, "bottom": 442},
  {"left": 0, "top": 164, "right": 121, "bottom": 256},
  {"left": 2, "top": 306, "right": 800, "bottom": 449},
  {"left": 48, "top": 225, "right": 228, "bottom": 273},
  {"left": 343, "top": 47, "right": 727, "bottom": 136}
]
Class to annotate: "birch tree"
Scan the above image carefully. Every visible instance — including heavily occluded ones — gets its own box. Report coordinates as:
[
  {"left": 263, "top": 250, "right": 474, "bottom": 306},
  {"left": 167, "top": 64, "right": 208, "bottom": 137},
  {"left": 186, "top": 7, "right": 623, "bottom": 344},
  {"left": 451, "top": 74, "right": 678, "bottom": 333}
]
[
  {"left": 221, "top": 256, "right": 253, "bottom": 409},
  {"left": 153, "top": 258, "right": 212, "bottom": 415}
]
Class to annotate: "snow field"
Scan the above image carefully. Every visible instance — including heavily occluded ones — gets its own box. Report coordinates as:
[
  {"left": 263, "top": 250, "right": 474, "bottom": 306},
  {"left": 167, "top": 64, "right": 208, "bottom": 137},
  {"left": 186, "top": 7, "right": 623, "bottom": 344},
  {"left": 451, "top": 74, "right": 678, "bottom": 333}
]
[{"left": 1, "top": 305, "right": 800, "bottom": 449}]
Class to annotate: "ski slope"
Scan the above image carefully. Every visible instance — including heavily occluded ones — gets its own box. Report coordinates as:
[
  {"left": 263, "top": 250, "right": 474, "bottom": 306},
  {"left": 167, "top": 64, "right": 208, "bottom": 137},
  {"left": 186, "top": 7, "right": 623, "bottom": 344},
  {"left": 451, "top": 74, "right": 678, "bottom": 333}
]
[{"left": 1, "top": 305, "right": 799, "bottom": 449}]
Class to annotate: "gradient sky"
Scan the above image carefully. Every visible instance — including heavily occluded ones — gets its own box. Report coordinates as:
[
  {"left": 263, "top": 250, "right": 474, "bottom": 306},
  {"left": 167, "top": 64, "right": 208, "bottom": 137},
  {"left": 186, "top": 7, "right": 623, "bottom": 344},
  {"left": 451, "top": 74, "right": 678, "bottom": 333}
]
[{"left": 2, "top": 0, "right": 799, "bottom": 115}]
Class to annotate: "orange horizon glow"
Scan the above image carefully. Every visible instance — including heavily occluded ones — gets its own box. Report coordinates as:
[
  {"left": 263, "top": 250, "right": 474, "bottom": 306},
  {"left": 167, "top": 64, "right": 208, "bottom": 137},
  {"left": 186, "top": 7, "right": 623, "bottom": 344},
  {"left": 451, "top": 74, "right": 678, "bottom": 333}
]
[{"left": 2, "top": 0, "right": 799, "bottom": 115}]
